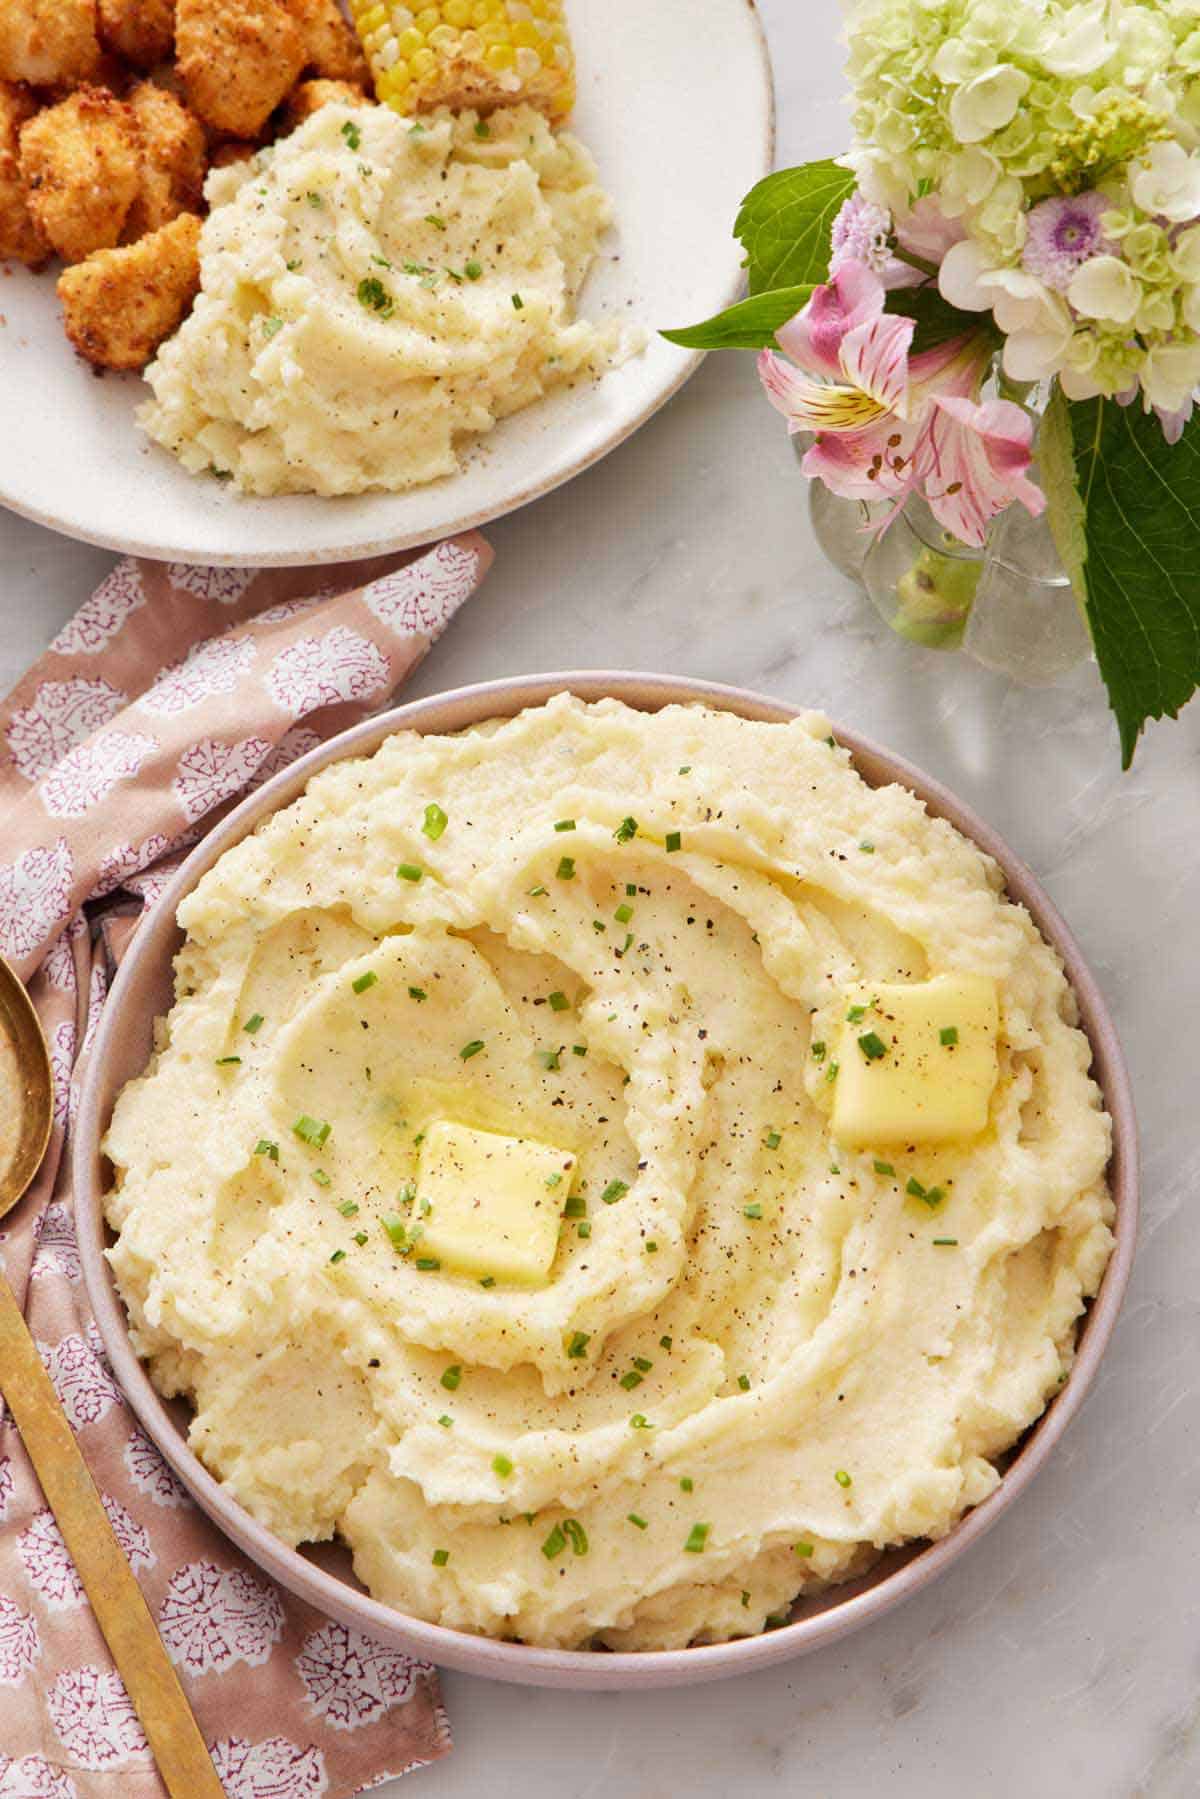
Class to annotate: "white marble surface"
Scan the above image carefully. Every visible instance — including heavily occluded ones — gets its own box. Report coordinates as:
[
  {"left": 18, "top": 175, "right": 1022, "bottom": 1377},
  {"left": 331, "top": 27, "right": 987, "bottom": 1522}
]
[{"left": 1, "top": 4, "right": 1196, "bottom": 1794}]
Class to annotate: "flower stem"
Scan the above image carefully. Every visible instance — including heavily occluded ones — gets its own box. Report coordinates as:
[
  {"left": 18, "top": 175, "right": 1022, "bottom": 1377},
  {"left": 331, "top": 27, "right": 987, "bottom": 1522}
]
[{"left": 890, "top": 246, "right": 940, "bottom": 280}]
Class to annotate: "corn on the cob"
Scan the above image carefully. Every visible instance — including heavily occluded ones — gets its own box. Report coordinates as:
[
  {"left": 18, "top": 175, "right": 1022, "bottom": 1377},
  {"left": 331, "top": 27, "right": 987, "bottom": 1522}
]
[{"left": 348, "top": 0, "right": 575, "bottom": 122}]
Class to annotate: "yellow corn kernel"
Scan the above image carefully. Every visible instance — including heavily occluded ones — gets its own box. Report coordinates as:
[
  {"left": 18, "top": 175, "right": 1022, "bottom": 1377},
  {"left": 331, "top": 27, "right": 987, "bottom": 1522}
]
[
  {"left": 443, "top": 0, "right": 473, "bottom": 23},
  {"left": 415, "top": 5, "right": 441, "bottom": 28},
  {"left": 484, "top": 41, "right": 516, "bottom": 69},
  {"left": 353, "top": 0, "right": 574, "bottom": 119}
]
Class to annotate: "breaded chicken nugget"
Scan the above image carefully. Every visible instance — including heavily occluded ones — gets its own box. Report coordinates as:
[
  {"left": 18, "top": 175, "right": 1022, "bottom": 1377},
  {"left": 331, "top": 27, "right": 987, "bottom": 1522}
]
[
  {"left": 289, "top": 0, "right": 368, "bottom": 85},
  {"left": 283, "top": 76, "right": 365, "bottom": 127},
  {"left": 124, "top": 79, "right": 205, "bottom": 238},
  {"left": 58, "top": 209, "right": 200, "bottom": 368},
  {"left": 0, "top": 79, "right": 45, "bottom": 262},
  {"left": 19, "top": 84, "right": 139, "bottom": 261},
  {"left": 176, "top": 0, "right": 304, "bottom": 138},
  {"left": 97, "top": 0, "right": 175, "bottom": 69},
  {"left": 0, "top": 0, "right": 101, "bottom": 88}
]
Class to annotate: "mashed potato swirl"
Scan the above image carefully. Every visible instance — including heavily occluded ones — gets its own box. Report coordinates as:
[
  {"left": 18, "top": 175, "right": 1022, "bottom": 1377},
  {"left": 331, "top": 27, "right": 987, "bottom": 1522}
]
[
  {"left": 104, "top": 699, "right": 1113, "bottom": 1649},
  {"left": 139, "top": 103, "right": 627, "bottom": 495}
]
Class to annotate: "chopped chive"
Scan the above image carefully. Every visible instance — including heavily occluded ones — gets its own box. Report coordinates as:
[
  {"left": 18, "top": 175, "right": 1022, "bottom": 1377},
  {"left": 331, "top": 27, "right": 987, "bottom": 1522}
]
[
  {"left": 645, "top": 1240, "right": 658, "bottom": 1253},
  {"left": 438, "top": 1413, "right": 453, "bottom": 1427},
  {"left": 826, "top": 734, "right": 836, "bottom": 748},
  {"left": 794, "top": 1541, "right": 814, "bottom": 1557},
  {"left": 473, "top": 118, "right": 490, "bottom": 137},
  {"left": 562, "top": 1519, "right": 588, "bottom": 1556},
  {"left": 765, "top": 1129, "right": 781, "bottom": 1149},
  {"left": 396, "top": 863, "right": 423, "bottom": 882},
  {"left": 215, "top": 1055, "right": 241, "bottom": 1066},
  {"left": 678, "top": 764, "right": 691, "bottom": 774},
  {"left": 254, "top": 1139, "right": 279, "bottom": 1160},
  {"left": 577, "top": 1220, "right": 592, "bottom": 1238},
  {"left": 492, "top": 1454, "right": 513, "bottom": 1477},
  {"left": 556, "top": 856, "right": 575, "bottom": 880},
  {"left": 460, "top": 1040, "right": 485, "bottom": 1060},
  {"left": 541, "top": 1524, "right": 566, "bottom": 1559},
  {"left": 940, "top": 1026, "right": 959, "bottom": 1046},
  {"left": 528, "top": 883, "right": 548, "bottom": 897},
  {"left": 737, "top": 1373, "right": 751, "bottom": 1391},
  {"left": 846, "top": 1004, "right": 868, "bottom": 1023},
  {"left": 933, "top": 1237, "right": 958, "bottom": 1246},
  {"left": 811, "top": 1041, "right": 827, "bottom": 1062},
  {"left": 679, "top": 1476, "right": 693, "bottom": 1492},
  {"left": 479, "top": 1274, "right": 496, "bottom": 1288},
  {"left": 906, "top": 1177, "right": 927, "bottom": 1199},
  {"left": 432, "top": 1547, "right": 450, "bottom": 1565},
  {"left": 425, "top": 213, "right": 447, "bottom": 230},
  {"left": 441, "top": 1365, "right": 462, "bottom": 1391},
  {"left": 381, "top": 1213, "right": 407, "bottom": 1248},
  {"left": 627, "top": 1512, "right": 648, "bottom": 1530},
  {"left": 743, "top": 1202, "right": 763, "bottom": 1220},
  {"left": 341, "top": 119, "right": 361, "bottom": 148},
  {"left": 616, "top": 931, "right": 634, "bottom": 957},
  {"left": 415, "top": 1256, "right": 441, "bottom": 1271},
  {"left": 353, "top": 1230, "right": 368, "bottom": 1245},
  {"left": 619, "top": 1371, "right": 643, "bottom": 1390},
  {"left": 858, "top": 841, "right": 875, "bottom": 853},
  {"left": 243, "top": 1013, "right": 265, "bottom": 1034},
  {"left": 632, "top": 1356, "right": 652, "bottom": 1373},
  {"left": 352, "top": 970, "right": 378, "bottom": 994},
  {"left": 312, "top": 1169, "right": 331, "bottom": 1187},
  {"left": 538, "top": 1049, "right": 562, "bottom": 1071},
  {"left": 858, "top": 1032, "right": 888, "bottom": 1061},
  {"left": 684, "top": 1522, "right": 710, "bottom": 1553},
  {"left": 834, "top": 1469, "right": 852, "bottom": 1489},
  {"left": 465, "top": 259, "right": 482, "bottom": 279},
  {"left": 306, "top": 190, "right": 323, "bottom": 207},
  {"left": 356, "top": 276, "right": 393, "bottom": 316},
  {"left": 511, "top": 292, "right": 524, "bottom": 309},
  {"left": 665, "top": 831, "right": 682, "bottom": 853},
  {"left": 629, "top": 1414, "right": 652, "bottom": 1429},
  {"left": 600, "top": 1179, "right": 629, "bottom": 1205},
  {"left": 293, "top": 1115, "right": 331, "bottom": 1147},
  {"left": 614, "top": 816, "right": 638, "bottom": 843},
  {"left": 562, "top": 1193, "right": 585, "bottom": 1217},
  {"left": 548, "top": 990, "right": 571, "bottom": 1012},
  {"left": 328, "top": 1248, "right": 347, "bottom": 1264},
  {"left": 408, "top": 986, "right": 427, "bottom": 1002},
  {"left": 626, "top": 883, "right": 636, "bottom": 896},
  {"left": 572, "top": 1044, "right": 587, "bottom": 1057},
  {"left": 873, "top": 1159, "right": 895, "bottom": 1177},
  {"left": 565, "top": 1330, "right": 590, "bottom": 1358},
  {"left": 825, "top": 1059, "right": 840, "bottom": 1083},
  {"left": 423, "top": 802, "right": 448, "bottom": 840},
  {"left": 924, "top": 1186, "right": 946, "bottom": 1206},
  {"left": 659, "top": 1334, "right": 673, "bottom": 1351},
  {"left": 554, "top": 819, "right": 576, "bottom": 833}
]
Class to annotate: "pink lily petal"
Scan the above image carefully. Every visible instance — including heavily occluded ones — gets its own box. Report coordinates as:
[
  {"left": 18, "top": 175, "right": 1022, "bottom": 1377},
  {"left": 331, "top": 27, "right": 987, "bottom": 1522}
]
[
  {"left": 839, "top": 311, "right": 915, "bottom": 416},
  {"left": 801, "top": 412, "right": 920, "bottom": 505},
  {"left": 776, "top": 261, "right": 886, "bottom": 378},
  {"left": 915, "top": 395, "right": 1044, "bottom": 548},
  {"left": 757, "top": 350, "right": 890, "bottom": 433}
]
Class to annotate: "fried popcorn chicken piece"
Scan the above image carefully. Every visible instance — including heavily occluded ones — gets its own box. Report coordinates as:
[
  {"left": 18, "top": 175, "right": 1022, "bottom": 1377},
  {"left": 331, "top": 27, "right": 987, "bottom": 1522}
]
[
  {"left": 283, "top": 77, "right": 365, "bottom": 128},
  {"left": 0, "top": 0, "right": 102, "bottom": 88},
  {"left": 97, "top": 0, "right": 175, "bottom": 69},
  {"left": 289, "top": 0, "right": 368, "bottom": 85},
  {"left": 124, "top": 79, "right": 205, "bottom": 238},
  {"left": 58, "top": 209, "right": 200, "bottom": 368},
  {"left": 20, "top": 85, "right": 140, "bottom": 261},
  {"left": 176, "top": 0, "right": 304, "bottom": 138},
  {"left": 0, "top": 79, "right": 45, "bottom": 262},
  {"left": 209, "top": 138, "right": 256, "bottom": 168}
]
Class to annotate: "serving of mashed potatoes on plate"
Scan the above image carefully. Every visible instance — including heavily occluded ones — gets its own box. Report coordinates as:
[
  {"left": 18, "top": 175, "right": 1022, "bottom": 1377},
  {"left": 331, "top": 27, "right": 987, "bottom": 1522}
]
[
  {"left": 138, "top": 102, "right": 632, "bottom": 495},
  {"left": 104, "top": 698, "right": 1114, "bottom": 1650}
]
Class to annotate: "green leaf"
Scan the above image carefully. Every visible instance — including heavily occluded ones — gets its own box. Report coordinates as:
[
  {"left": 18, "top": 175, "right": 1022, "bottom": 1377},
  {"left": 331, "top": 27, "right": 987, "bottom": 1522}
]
[
  {"left": 735, "top": 161, "right": 856, "bottom": 295},
  {"left": 884, "top": 284, "right": 984, "bottom": 356},
  {"left": 661, "top": 284, "right": 814, "bottom": 351},
  {"left": 1069, "top": 394, "right": 1200, "bottom": 765}
]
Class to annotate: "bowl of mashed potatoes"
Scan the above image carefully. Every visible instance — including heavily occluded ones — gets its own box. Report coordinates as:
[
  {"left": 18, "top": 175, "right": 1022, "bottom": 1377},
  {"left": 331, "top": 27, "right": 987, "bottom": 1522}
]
[{"left": 74, "top": 674, "right": 1137, "bottom": 1688}]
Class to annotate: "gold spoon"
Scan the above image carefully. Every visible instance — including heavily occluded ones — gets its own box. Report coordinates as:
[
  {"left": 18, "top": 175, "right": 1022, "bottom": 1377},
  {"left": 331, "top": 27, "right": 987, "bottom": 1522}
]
[{"left": 0, "top": 954, "right": 223, "bottom": 1799}]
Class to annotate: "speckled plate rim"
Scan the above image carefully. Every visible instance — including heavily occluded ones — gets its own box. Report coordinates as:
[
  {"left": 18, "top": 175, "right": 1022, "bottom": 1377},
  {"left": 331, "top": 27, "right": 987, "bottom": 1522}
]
[{"left": 75, "top": 672, "right": 1138, "bottom": 1689}]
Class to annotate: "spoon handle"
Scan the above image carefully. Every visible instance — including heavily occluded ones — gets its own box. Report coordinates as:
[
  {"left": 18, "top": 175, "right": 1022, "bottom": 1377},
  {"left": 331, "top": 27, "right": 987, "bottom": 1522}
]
[{"left": 0, "top": 1277, "right": 224, "bottom": 1798}]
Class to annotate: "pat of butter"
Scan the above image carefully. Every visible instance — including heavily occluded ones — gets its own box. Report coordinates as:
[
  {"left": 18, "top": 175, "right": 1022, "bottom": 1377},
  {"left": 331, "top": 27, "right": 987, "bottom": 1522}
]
[
  {"left": 831, "top": 974, "right": 999, "bottom": 1149},
  {"left": 414, "top": 1121, "right": 576, "bottom": 1286}
]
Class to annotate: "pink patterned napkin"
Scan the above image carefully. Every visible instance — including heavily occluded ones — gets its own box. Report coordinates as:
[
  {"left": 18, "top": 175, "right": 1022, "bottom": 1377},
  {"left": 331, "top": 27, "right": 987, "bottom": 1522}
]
[{"left": 0, "top": 536, "right": 493, "bottom": 1797}]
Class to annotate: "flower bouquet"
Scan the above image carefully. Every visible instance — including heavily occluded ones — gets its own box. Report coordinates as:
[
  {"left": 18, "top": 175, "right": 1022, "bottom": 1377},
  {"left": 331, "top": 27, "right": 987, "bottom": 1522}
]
[{"left": 667, "top": 0, "right": 1200, "bottom": 763}]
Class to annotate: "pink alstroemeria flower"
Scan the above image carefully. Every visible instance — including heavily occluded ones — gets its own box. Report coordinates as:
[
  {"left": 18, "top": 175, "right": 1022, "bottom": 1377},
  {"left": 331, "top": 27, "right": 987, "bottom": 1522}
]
[{"left": 757, "top": 263, "right": 1045, "bottom": 546}]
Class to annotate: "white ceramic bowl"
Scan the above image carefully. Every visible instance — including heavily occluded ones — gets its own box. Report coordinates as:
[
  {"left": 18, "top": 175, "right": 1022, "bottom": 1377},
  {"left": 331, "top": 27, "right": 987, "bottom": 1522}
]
[
  {"left": 74, "top": 673, "right": 1138, "bottom": 1688},
  {"left": 0, "top": 0, "right": 772, "bottom": 565}
]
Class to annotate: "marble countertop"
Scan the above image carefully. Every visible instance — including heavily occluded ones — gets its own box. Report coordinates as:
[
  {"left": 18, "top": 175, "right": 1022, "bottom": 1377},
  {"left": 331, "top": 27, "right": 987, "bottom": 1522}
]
[{"left": 2, "top": 4, "right": 1196, "bottom": 1793}]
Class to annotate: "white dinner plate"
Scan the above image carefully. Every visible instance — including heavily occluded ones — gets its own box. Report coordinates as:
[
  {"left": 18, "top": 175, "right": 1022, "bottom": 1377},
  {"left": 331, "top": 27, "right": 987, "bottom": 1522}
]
[{"left": 0, "top": 0, "right": 773, "bottom": 566}]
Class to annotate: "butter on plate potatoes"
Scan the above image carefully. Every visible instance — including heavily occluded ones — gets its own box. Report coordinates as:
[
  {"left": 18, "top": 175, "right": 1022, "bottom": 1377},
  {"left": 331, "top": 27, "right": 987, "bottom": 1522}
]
[
  {"left": 139, "top": 102, "right": 635, "bottom": 496},
  {"left": 103, "top": 698, "right": 1113, "bottom": 1650}
]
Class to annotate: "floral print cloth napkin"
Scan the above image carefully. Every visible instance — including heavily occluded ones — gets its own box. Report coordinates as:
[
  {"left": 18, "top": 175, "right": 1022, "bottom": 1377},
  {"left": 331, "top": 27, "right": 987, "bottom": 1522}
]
[{"left": 0, "top": 535, "right": 493, "bottom": 1798}]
